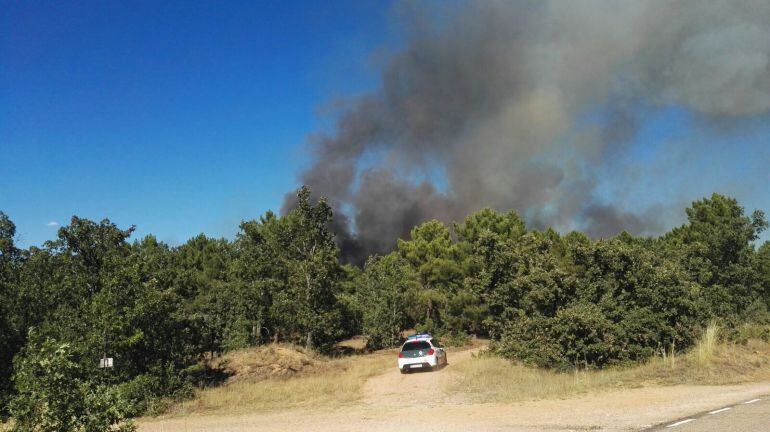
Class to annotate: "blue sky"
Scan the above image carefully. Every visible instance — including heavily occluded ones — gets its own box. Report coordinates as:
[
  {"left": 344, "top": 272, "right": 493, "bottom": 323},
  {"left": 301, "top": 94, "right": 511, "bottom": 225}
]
[
  {"left": 1, "top": 1, "right": 393, "bottom": 246},
  {"left": 2, "top": 1, "right": 769, "bottom": 247}
]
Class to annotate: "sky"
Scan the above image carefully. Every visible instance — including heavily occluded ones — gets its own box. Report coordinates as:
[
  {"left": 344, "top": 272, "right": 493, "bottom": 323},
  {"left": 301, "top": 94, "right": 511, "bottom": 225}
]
[
  {"left": 2, "top": 1, "right": 769, "bottom": 248},
  {"left": 1, "top": 0, "right": 394, "bottom": 246}
]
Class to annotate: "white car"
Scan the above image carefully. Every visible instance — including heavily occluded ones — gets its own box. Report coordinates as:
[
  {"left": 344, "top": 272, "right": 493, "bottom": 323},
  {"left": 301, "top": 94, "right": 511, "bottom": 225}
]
[{"left": 397, "top": 333, "right": 447, "bottom": 373}]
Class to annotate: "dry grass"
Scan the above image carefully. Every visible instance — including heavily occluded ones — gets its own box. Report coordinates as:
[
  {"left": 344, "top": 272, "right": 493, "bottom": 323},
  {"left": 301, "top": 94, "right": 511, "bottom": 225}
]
[
  {"left": 209, "top": 344, "right": 324, "bottom": 383},
  {"left": 164, "top": 344, "right": 394, "bottom": 417},
  {"left": 639, "top": 338, "right": 770, "bottom": 385},
  {"left": 696, "top": 321, "right": 720, "bottom": 367},
  {"left": 450, "top": 337, "right": 770, "bottom": 403},
  {"left": 336, "top": 335, "right": 368, "bottom": 351},
  {"left": 450, "top": 355, "right": 633, "bottom": 402}
]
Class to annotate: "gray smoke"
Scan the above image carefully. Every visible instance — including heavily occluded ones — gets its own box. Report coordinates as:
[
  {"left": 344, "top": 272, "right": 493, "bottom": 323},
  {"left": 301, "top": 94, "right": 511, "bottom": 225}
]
[{"left": 284, "top": 0, "right": 770, "bottom": 263}]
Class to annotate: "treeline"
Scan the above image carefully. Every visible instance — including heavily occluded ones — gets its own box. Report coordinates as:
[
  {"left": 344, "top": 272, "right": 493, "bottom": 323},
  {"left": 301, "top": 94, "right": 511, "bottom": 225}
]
[{"left": 1, "top": 189, "right": 769, "bottom": 425}]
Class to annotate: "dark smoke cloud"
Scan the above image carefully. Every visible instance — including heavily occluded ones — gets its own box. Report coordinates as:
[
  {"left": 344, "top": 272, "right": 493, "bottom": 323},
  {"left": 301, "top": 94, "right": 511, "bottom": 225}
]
[
  {"left": 582, "top": 204, "right": 666, "bottom": 239},
  {"left": 284, "top": 0, "right": 770, "bottom": 263}
]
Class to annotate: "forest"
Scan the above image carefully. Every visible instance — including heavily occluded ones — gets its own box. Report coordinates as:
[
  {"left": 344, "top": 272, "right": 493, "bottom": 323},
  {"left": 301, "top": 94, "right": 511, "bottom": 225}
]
[{"left": 1, "top": 187, "right": 770, "bottom": 430}]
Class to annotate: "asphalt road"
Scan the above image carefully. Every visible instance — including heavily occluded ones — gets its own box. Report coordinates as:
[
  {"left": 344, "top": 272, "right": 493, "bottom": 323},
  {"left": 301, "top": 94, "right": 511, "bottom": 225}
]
[{"left": 645, "top": 396, "right": 769, "bottom": 431}]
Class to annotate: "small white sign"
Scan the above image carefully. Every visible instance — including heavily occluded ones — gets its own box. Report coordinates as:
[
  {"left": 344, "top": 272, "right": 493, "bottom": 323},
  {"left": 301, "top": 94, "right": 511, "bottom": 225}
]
[{"left": 99, "top": 357, "right": 114, "bottom": 368}]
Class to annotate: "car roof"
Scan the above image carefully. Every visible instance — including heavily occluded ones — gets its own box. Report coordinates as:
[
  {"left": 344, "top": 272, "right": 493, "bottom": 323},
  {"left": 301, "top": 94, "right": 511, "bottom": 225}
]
[{"left": 402, "top": 337, "right": 434, "bottom": 345}]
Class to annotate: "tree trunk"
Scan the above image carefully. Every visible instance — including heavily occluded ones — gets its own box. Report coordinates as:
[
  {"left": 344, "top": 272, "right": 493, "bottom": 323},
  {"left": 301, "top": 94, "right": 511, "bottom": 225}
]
[
  {"left": 254, "top": 316, "right": 263, "bottom": 344},
  {"left": 304, "top": 268, "right": 314, "bottom": 350},
  {"left": 306, "top": 331, "right": 313, "bottom": 351}
]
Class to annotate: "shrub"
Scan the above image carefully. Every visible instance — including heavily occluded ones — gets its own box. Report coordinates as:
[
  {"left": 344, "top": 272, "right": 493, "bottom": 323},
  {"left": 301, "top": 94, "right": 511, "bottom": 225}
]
[
  {"left": 437, "top": 331, "right": 471, "bottom": 347},
  {"left": 490, "top": 238, "right": 707, "bottom": 369},
  {"left": 116, "top": 365, "right": 192, "bottom": 418},
  {"left": 726, "top": 322, "right": 770, "bottom": 345},
  {"left": 10, "top": 335, "right": 134, "bottom": 432}
]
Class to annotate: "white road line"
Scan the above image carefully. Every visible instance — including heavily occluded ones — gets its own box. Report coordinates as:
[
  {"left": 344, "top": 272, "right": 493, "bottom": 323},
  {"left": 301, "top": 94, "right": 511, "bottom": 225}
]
[
  {"left": 708, "top": 407, "right": 731, "bottom": 415},
  {"left": 666, "top": 419, "right": 696, "bottom": 428},
  {"left": 744, "top": 398, "right": 762, "bottom": 404}
]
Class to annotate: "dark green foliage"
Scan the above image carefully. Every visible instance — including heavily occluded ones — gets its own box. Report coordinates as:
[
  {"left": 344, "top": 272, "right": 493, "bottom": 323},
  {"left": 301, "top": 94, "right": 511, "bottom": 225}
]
[
  {"left": 0, "top": 212, "right": 21, "bottom": 416},
  {"left": 115, "top": 364, "right": 192, "bottom": 417},
  {"left": 10, "top": 334, "right": 134, "bottom": 432},
  {"left": 271, "top": 186, "right": 345, "bottom": 351},
  {"left": 491, "top": 236, "right": 706, "bottom": 369},
  {"left": 397, "top": 220, "right": 464, "bottom": 333},
  {"left": 336, "top": 264, "right": 365, "bottom": 341},
  {"left": 358, "top": 254, "right": 418, "bottom": 349},
  {"left": 664, "top": 194, "right": 768, "bottom": 318},
  {"left": 232, "top": 187, "right": 345, "bottom": 351},
  {"left": 756, "top": 242, "right": 770, "bottom": 308}
]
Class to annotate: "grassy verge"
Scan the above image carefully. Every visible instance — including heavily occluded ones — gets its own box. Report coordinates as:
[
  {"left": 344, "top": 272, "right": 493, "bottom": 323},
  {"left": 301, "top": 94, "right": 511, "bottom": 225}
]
[
  {"left": 164, "top": 347, "right": 394, "bottom": 416},
  {"left": 450, "top": 328, "right": 770, "bottom": 403}
]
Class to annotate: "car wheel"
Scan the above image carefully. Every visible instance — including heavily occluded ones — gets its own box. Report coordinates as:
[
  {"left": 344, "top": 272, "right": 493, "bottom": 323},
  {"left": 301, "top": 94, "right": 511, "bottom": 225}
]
[{"left": 400, "top": 368, "right": 408, "bottom": 374}]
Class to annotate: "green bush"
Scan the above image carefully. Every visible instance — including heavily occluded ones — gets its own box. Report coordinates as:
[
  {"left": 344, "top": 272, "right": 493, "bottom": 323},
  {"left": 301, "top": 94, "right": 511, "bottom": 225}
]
[
  {"left": 726, "top": 323, "right": 770, "bottom": 345},
  {"left": 435, "top": 331, "right": 471, "bottom": 347},
  {"left": 116, "top": 364, "right": 192, "bottom": 417},
  {"left": 10, "top": 335, "right": 134, "bottom": 432},
  {"left": 490, "top": 237, "right": 707, "bottom": 369}
]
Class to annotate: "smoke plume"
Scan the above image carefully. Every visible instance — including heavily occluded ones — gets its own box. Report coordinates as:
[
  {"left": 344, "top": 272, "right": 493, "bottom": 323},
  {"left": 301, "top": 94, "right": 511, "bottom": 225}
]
[{"left": 284, "top": 0, "right": 770, "bottom": 263}]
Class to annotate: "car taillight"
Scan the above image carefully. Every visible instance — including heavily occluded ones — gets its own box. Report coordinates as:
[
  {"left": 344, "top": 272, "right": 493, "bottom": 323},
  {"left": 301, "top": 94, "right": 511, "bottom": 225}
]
[
  {"left": 398, "top": 352, "right": 404, "bottom": 358},
  {"left": 427, "top": 349, "right": 434, "bottom": 355}
]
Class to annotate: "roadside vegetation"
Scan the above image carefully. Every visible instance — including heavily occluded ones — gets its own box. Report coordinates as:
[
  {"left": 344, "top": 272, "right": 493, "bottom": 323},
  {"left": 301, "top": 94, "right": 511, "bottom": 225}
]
[{"left": 1, "top": 190, "right": 770, "bottom": 426}]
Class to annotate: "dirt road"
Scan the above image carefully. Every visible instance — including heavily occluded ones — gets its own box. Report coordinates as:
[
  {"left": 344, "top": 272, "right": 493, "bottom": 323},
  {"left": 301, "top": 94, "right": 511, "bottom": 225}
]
[
  {"left": 139, "top": 347, "right": 770, "bottom": 432},
  {"left": 362, "top": 345, "right": 479, "bottom": 407}
]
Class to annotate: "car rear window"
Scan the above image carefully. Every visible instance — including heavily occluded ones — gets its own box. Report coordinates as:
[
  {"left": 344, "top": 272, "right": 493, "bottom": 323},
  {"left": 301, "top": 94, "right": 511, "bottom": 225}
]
[{"left": 402, "top": 341, "right": 431, "bottom": 351}]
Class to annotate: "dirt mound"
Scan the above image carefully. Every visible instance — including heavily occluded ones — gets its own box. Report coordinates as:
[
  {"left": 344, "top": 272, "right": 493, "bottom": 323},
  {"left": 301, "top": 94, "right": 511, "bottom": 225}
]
[{"left": 212, "top": 344, "right": 324, "bottom": 383}]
